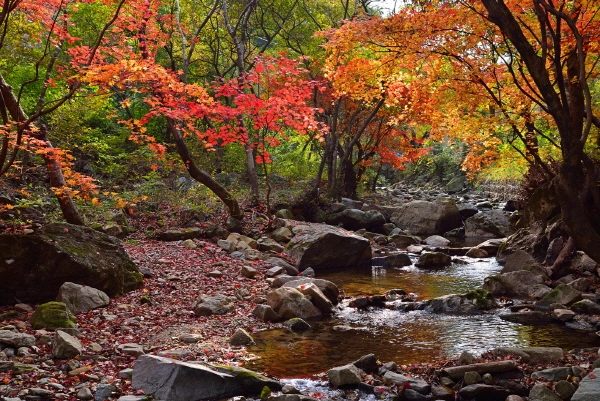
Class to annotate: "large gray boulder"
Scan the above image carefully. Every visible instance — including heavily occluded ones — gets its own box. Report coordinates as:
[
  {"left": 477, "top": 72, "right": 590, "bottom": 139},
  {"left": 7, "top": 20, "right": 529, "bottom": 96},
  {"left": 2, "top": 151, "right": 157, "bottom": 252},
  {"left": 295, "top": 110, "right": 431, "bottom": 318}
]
[
  {"left": 483, "top": 270, "right": 546, "bottom": 296},
  {"left": 572, "top": 368, "right": 600, "bottom": 401},
  {"left": 415, "top": 252, "right": 451, "bottom": 268},
  {"left": 327, "top": 364, "right": 362, "bottom": 387},
  {"left": 52, "top": 330, "right": 82, "bottom": 359},
  {"left": 0, "top": 330, "right": 35, "bottom": 348},
  {"left": 266, "top": 287, "right": 322, "bottom": 320},
  {"left": 286, "top": 225, "right": 371, "bottom": 271},
  {"left": 390, "top": 199, "right": 462, "bottom": 236},
  {"left": 56, "top": 282, "right": 110, "bottom": 315},
  {"left": 132, "top": 355, "right": 281, "bottom": 401},
  {"left": 0, "top": 223, "right": 143, "bottom": 305},
  {"left": 327, "top": 209, "right": 386, "bottom": 231},
  {"left": 535, "top": 284, "right": 583, "bottom": 310},
  {"left": 464, "top": 210, "right": 511, "bottom": 238}
]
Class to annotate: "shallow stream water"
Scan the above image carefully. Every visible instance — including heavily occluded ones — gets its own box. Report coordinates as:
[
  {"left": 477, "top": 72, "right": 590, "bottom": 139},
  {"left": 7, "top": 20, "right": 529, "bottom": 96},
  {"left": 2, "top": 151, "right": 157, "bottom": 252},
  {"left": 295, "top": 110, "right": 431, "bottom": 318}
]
[{"left": 244, "top": 256, "right": 600, "bottom": 378}]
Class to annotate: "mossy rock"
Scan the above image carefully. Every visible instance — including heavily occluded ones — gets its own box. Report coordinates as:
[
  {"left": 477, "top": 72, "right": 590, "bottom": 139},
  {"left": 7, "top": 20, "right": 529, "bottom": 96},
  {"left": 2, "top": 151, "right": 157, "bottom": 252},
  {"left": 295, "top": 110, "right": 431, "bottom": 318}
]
[
  {"left": 464, "top": 289, "right": 496, "bottom": 309},
  {"left": 30, "top": 302, "right": 77, "bottom": 330}
]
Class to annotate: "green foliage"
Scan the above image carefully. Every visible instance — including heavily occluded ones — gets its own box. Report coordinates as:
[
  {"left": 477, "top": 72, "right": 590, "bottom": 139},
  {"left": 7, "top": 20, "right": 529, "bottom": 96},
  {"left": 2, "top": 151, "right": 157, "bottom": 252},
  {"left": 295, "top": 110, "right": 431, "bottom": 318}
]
[{"left": 399, "top": 141, "right": 466, "bottom": 186}]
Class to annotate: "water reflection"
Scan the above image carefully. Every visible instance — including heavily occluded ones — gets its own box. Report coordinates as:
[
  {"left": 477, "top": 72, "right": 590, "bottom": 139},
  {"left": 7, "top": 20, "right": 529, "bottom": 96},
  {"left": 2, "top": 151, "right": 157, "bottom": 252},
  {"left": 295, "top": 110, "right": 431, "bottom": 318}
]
[{"left": 245, "top": 258, "right": 600, "bottom": 378}]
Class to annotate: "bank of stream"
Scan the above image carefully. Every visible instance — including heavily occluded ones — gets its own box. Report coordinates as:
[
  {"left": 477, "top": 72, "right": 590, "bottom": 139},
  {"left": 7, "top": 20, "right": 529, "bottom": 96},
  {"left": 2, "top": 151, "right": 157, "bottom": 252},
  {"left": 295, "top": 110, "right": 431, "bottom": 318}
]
[{"left": 244, "top": 255, "right": 600, "bottom": 378}]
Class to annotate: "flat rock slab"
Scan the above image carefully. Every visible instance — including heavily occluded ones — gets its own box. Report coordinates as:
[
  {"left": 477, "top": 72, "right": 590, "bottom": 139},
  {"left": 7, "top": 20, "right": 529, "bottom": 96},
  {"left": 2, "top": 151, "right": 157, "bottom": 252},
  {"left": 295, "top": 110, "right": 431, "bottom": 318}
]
[
  {"left": 132, "top": 355, "right": 280, "bottom": 401},
  {"left": 443, "top": 360, "right": 517, "bottom": 380},
  {"left": 491, "top": 347, "right": 564, "bottom": 364},
  {"left": 572, "top": 368, "right": 600, "bottom": 401}
]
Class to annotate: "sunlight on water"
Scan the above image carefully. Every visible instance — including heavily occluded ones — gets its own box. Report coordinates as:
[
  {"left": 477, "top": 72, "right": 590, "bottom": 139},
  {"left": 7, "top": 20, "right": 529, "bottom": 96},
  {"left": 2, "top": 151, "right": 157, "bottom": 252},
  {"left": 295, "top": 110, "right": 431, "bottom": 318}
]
[{"left": 244, "top": 257, "right": 600, "bottom": 378}]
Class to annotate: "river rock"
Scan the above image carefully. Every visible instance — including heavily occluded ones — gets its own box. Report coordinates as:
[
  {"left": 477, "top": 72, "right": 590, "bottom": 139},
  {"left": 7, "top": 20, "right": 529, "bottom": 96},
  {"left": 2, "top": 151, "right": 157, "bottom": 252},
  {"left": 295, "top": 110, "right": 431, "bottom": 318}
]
[
  {"left": 499, "top": 310, "right": 554, "bottom": 325},
  {"left": 475, "top": 238, "right": 506, "bottom": 256},
  {"left": 573, "top": 252, "right": 598, "bottom": 273},
  {"left": 353, "top": 354, "right": 378, "bottom": 374},
  {"left": 571, "top": 368, "right": 600, "bottom": 401},
  {"left": 501, "top": 250, "right": 543, "bottom": 273},
  {"left": 568, "top": 277, "right": 592, "bottom": 292},
  {"left": 390, "top": 199, "right": 462, "bottom": 236},
  {"left": 229, "top": 328, "right": 255, "bottom": 346},
  {"left": 427, "top": 293, "right": 489, "bottom": 314},
  {"left": 30, "top": 302, "right": 78, "bottom": 330},
  {"left": 327, "top": 209, "right": 386, "bottom": 231},
  {"left": 257, "top": 238, "right": 284, "bottom": 253},
  {"left": 283, "top": 318, "right": 311, "bottom": 331},
  {"left": 266, "top": 287, "right": 322, "bottom": 320},
  {"left": 251, "top": 305, "right": 281, "bottom": 322},
  {"left": 0, "top": 330, "right": 35, "bottom": 348},
  {"left": 281, "top": 278, "right": 340, "bottom": 304},
  {"left": 528, "top": 384, "right": 561, "bottom": 401},
  {"left": 464, "top": 210, "right": 511, "bottom": 238},
  {"left": 458, "top": 384, "right": 510, "bottom": 401},
  {"left": 415, "top": 252, "right": 451, "bottom": 268},
  {"left": 296, "top": 283, "right": 334, "bottom": 314},
  {"left": 327, "top": 364, "right": 362, "bottom": 387},
  {"left": 497, "top": 222, "right": 548, "bottom": 264},
  {"left": 52, "top": 330, "right": 82, "bottom": 359},
  {"left": 56, "top": 282, "right": 110, "bottom": 315},
  {"left": 264, "top": 257, "right": 299, "bottom": 276},
  {"left": 423, "top": 235, "right": 450, "bottom": 246},
  {"left": 383, "top": 371, "right": 430, "bottom": 394},
  {"left": 555, "top": 380, "right": 576, "bottom": 400},
  {"left": 465, "top": 248, "right": 488, "bottom": 258},
  {"left": 491, "top": 347, "right": 564, "bottom": 364},
  {"left": 132, "top": 355, "right": 281, "bottom": 400},
  {"left": 442, "top": 360, "right": 517, "bottom": 380},
  {"left": 341, "top": 198, "right": 364, "bottom": 210},
  {"left": 553, "top": 309, "right": 576, "bottom": 321},
  {"left": 570, "top": 299, "right": 600, "bottom": 315},
  {"left": 517, "top": 186, "right": 560, "bottom": 228},
  {"left": 194, "top": 295, "right": 236, "bottom": 316},
  {"left": 271, "top": 227, "right": 293, "bottom": 242},
  {"left": 157, "top": 228, "right": 203, "bottom": 241},
  {"left": 483, "top": 270, "right": 546, "bottom": 296},
  {"left": 535, "top": 284, "right": 582, "bottom": 310},
  {"left": 286, "top": 224, "right": 371, "bottom": 271},
  {"left": 388, "top": 234, "right": 421, "bottom": 248},
  {"left": 531, "top": 367, "right": 572, "bottom": 381},
  {"left": 0, "top": 223, "right": 143, "bottom": 305},
  {"left": 372, "top": 253, "right": 412, "bottom": 268}
]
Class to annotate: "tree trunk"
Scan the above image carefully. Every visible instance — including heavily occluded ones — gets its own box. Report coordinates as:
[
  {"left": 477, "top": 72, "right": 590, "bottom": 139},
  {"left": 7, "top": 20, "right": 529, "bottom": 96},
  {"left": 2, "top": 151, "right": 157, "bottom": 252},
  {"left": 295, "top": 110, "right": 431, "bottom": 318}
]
[{"left": 168, "top": 120, "right": 243, "bottom": 220}]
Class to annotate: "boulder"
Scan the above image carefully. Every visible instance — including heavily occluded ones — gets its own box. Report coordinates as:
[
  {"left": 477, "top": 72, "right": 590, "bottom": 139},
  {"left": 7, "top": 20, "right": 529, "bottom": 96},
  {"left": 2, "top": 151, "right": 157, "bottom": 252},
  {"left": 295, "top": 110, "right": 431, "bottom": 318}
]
[
  {"left": 0, "top": 223, "right": 143, "bottom": 305},
  {"left": 490, "top": 347, "right": 563, "bottom": 364},
  {"left": 283, "top": 318, "right": 311, "bottom": 331},
  {"left": 264, "top": 257, "right": 299, "bottom": 276},
  {"left": 390, "top": 199, "right": 462, "bottom": 236},
  {"left": 572, "top": 368, "right": 600, "bottom": 401},
  {"left": 327, "top": 364, "right": 362, "bottom": 387},
  {"left": 327, "top": 209, "right": 386, "bottom": 231},
  {"left": 499, "top": 311, "right": 554, "bottom": 325},
  {"left": 251, "top": 305, "right": 281, "bottom": 322},
  {"left": 517, "top": 186, "right": 560, "bottom": 228},
  {"left": 415, "top": 252, "right": 451, "bottom": 268},
  {"left": 535, "top": 284, "right": 582, "bottom": 310},
  {"left": 0, "top": 330, "right": 35, "bottom": 348},
  {"left": 465, "top": 248, "right": 488, "bottom": 258},
  {"left": 483, "top": 271, "right": 546, "bottom": 296},
  {"left": 528, "top": 384, "right": 562, "bottom": 401},
  {"left": 497, "top": 222, "right": 548, "bottom": 263},
  {"left": 570, "top": 299, "right": 600, "bottom": 315},
  {"left": 257, "top": 238, "right": 284, "bottom": 253},
  {"left": 372, "top": 253, "right": 412, "bottom": 268},
  {"left": 341, "top": 198, "right": 364, "bottom": 210},
  {"left": 423, "top": 235, "right": 450, "bottom": 247},
  {"left": 52, "top": 330, "right": 82, "bottom": 359},
  {"left": 30, "top": 302, "right": 77, "bottom": 330},
  {"left": 271, "top": 227, "right": 293, "bottom": 242},
  {"left": 353, "top": 354, "right": 379, "bottom": 374},
  {"left": 296, "top": 283, "right": 334, "bottom": 314},
  {"left": 458, "top": 384, "right": 511, "bottom": 401},
  {"left": 475, "top": 238, "right": 506, "bottom": 256},
  {"left": 442, "top": 360, "right": 517, "bottom": 380},
  {"left": 501, "top": 250, "right": 543, "bottom": 273},
  {"left": 194, "top": 295, "right": 236, "bottom": 316},
  {"left": 464, "top": 210, "right": 511, "bottom": 238},
  {"left": 383, "top": 371, "right": 430, "bottom": 394},
  {"left": 427, "top": 291, "right": 495, "bottom": 314},
  {"left": 531, "top": 367, "right": 572, "bottom": 381},
  {"left": 388, "top": 234, "right": 421, "bottom": 248},
  {"left": 157, "top": 228, "right": 203, "bottom": 241},
  {"left": 280, "top": 278, "right": 340, "bottom": 304},
  {"left": 266, "top": 287, "right": 322, "bottom": 320},
  {"left": 56, "top": 282, "right": 110, "bottom": 315},
  {"left": 286, "top": 224, "right": 371, "bottom": 271},
  {"left": 132, "top": 355, "right": 281, "bottom": 400},
  {"left": 229, "top": 329, "right": 255, "bottom": 346}
]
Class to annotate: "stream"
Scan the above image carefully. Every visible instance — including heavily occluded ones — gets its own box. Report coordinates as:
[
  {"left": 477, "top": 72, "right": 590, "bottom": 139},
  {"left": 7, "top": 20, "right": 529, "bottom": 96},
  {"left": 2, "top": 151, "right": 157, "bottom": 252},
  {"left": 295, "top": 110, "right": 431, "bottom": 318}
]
[{"left": 244, "top": 255, "right": 600, "bottom": 378}]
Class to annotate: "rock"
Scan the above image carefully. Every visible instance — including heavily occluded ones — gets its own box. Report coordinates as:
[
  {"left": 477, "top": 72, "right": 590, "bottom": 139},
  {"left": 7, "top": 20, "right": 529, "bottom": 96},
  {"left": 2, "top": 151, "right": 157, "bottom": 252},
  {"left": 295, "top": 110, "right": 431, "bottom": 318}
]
[
  {"left": 226, "top": 216, "right": 243, "bottom": 233},
  {"left": 296, "top": 282, "right": 334, "bottom": 314},
  {"left": 463, "top": 371, "right": 481, "bottom": 385},
  {"left": 428, "top": 293, "right": 492, "bottom": 314},
  {"left": 353, "top": 354, "right": 378, "bottom": 374},
  {"left": 390, "top": 199, "right": 462, "bottom": 236},
  {"left": 553, "top": 309, "right": 576, "bottom": 322},
  {"left": 251, "top": 305, "right": 281, "bottom": 322},
  {"left": 555, "top": 380, "right": 576, "bottom": 400},
  {"left": 528, "top": 384, "right": 561, "bottom": 401},
  {"left": 341, "top": 198, "right": 364, "bottom": 209},
  {"left": 389, "top": 234, "right": 421, "bottom": 248},
  {"left": 157, "top": 228, "right": 203, "bottom": 241},
  {"left": 383, "top": 371, "right": 431, "bottom": 394},
  {"left": 194, "top": 295, "right": 235, "bottom": 316},
  {"left": 568, "top": 277, "right": 591, "bottom": 292},
  {"left": 573, "top": 253, "right": 598, "bottom": 273},
  {"left": 181, "top": 239, "right": 197, "bottom": 249},
  {"left": 415, "top": 252, "right": 451, "bottom": 268},
  {"left": 229, "top": 329, "right": 255, "bottom": 346},
  {"left": 267, "top": 266, "right": 286, "bottom": 277},
  {"left": 531, "top": 367, "right": 572, "bottom": 381},
  {"left": 491, "top": 347, "right": 564, "bottom": 364},
  {"left": 531, "top": 284, "right": 552, "bottom": 298},
  {"left": 458, "top": 350, "right": 476, "bottom": 364},
  {"left": 132, "top": 354, "right": 281, "bottom": 400},
  {"left": 402, "top": 389, "right": 428, "bottom": 401},
  {"left": 536, "top": 284, "right": 583, "bottom": 310},
  {"left": 301, "top": 267, "right": 315, "bottom": 277},
  {"left": 506, "top": 396, "right": 526, "bottom": 401},
  {"left": 30, "top": 302, "right": 77, "bottom": 330},
  {"left": 241, "top": 265, "right": 258, "bottom": 279},
  {"left": 0, "top": 330, "right": 35, "bottom": 348},
  {"left": 117, "top": 343, "right": 145, "bottom": 357},
  {"left": 327, "top": 209, "right": 386, "bottom": 231},
  {"left": 283, "top": 318, "right": 311, "bottom": 331},
  {"left": 218, "top": 239, "right": 236, "bottom": 252},
  {"left": 500, "top": 310, "right": 554, "bottom": 325},
  {"left": 257, "top": 238, "right": 285, "bottom": 253},
  {"left": 442, "top": 360, "right": 517, "bottom": 380},
  {"left": 517, "top": 186, "right": 560, "bottom": 228},
  {"left": 77, "top": 387, "right": 93, "bottom": 400},
  {"left": 52, "top": 330, "right": 82, "bottom": 359},
  {"left": 501, "top": 250, "right": 543, "bottom": 273},
  {"left": 475, "top": 238, "right": 506, "bottom": 256},
  {"left": 264, "top": 257, "right": 299, "bottom": 276},
  {"left": 266, "top": 288, "right": 322, "bottom": 320},
  {"left": 56, "top": 282, "right": 110, "bottom": 315},
  {"left": 372, "top": 253, "right": 412, "bottom": 268},
  {"left": 459, "top": 384, "right": 510, "bottom": 401},
  {"left": 483, "top": 270, "right": 546, "bottom": 296},
  {"left": 271, "top": 227, "right": 293, "bottom": 242},
  {"left": 570, "top": 299, "right": 600, "bottom": 315},
  {"left": 0, "top": 223, "right": 143, "bottom": 305},
  {"left": 95, "top": 383, "right": 118, "bottom": 401},
  {"left": 282, "top": 278, "right": 340, "bottom": 305},
  {"left": 286, "top": 224, "right": 372, "bottom": 271},
  {"left": 465, "top": 248, "right": 488, "bottom": 258},
  {"left": 327, "top": 364, "right": 362, "bottom": 387},
  {"left": 464, "top": 210, "right": 511, "bottom": 238},
  {"left": 275, "top": 209, "right": 294, "bottom": 219},
  {"left": 571, "top": 368, "right": 600, "bottom": 401},
  {"left": 423, "top": 235, "right": 450, "bottom": 246}
]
